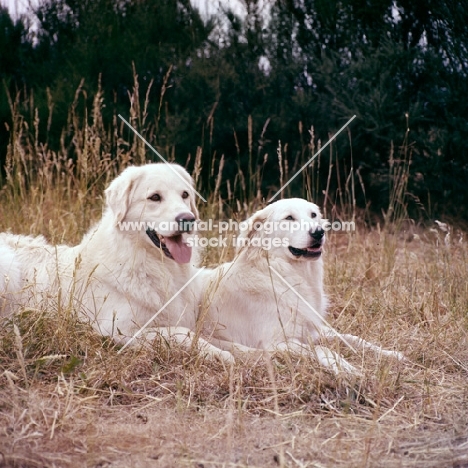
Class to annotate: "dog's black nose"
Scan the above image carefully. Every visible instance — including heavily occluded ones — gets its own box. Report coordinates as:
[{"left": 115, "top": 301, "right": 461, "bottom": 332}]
[
  {"left": 309, "top": 226, "right": 324, "bottom": 241},
  {"left": 176, "top": 213, "right": 196, "bottom": 232}
]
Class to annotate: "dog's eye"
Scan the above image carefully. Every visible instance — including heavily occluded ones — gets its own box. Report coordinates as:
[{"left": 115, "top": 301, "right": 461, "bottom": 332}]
[
  {"left": 182, "top": 191, "right": 189, "bottom": 199},
  {"left": 149, "top": 193, "right": 161, "bottom": 202},
  {"left": 285, "top": 215, "right": 295, "bottom": 221},
  {"left": 311, "top": 212, "right": 317, "bottom": 218}
]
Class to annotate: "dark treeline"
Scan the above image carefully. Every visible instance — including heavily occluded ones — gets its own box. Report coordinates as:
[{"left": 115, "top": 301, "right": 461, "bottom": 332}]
[{"left": 1, "top": 0, "right": 468, "bottom": 219}]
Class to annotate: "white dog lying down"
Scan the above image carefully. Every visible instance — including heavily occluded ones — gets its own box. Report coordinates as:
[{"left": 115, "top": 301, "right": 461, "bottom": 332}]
[
  {"left": 0, "top": 163, "right": 232, "bottom": 361},
  {"left": 200, "top": 198, "right": 403, "bottom": 374},
  {"left": 0, "top": 244, "right": 22, "bottom": 316}
]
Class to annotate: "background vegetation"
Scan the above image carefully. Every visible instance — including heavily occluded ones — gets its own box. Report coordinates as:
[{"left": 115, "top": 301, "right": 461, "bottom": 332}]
[{"left": 1, "top": 0, "right": 468, "bottom": 219}]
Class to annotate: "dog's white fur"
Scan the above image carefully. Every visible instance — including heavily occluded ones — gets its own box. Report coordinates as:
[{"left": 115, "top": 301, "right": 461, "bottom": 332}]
[
  {"left": 0, "top": 244, "right": 22, "bottom": 315},
  {"left": 0, "top": 163, "right": 232, "bottom": 361},
  {"left": 200, "top": 198, "right": 403, "bottom": 374}
]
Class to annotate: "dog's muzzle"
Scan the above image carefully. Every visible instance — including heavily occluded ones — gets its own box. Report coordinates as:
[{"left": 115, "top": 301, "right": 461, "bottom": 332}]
[
  {"left": 146, "top": 228, "right": 192, "bottom": 264},
  {"left": 146, "top": 229, "right": 172, "bottom": 257},
  {"left": 289, "top": 227, "right": 324, "bottom": 258},
  {"left": 175, "top": 213, "right": 196, "bottom": 233}
]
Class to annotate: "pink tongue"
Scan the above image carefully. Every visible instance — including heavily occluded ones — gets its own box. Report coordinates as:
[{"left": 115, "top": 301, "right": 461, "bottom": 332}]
[{"left": 164, "top": 235, "right": 192, "bottom": 264}]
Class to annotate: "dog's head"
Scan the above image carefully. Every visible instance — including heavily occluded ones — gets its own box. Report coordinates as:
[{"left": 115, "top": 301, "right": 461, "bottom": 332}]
[
  {"left": 238, "top": 198, "right": 325, "bottom": 261},
  {"left": 105, "top": 163, "right": 199, "bottom": 264}
]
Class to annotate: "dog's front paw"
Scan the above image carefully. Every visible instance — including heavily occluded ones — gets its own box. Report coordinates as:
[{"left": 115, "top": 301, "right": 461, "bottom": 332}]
[
  {"left": 198, "top": 345, "right": 235, "bottom": 365},
  {"left": 215, "top": 349, "right": 236, "bottom": 364},
  {"left": 380, "top": 349, "right": 406, "bottom": 361}
]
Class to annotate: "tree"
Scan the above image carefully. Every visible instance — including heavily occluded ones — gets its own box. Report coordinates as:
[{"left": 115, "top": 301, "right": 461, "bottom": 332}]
[{"left": 0, "top": 7, "right": 33, "bottom": 160}]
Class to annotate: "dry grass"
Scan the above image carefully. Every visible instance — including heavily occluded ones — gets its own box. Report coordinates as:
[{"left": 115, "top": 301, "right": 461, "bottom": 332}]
[{"left": 1, "top": 82, "right": 468, "bottom": 468}]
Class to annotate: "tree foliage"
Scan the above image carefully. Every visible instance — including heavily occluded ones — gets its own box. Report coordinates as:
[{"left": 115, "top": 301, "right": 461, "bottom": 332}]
[{"left": 1, "top": 0, "right": 467, "bottom": 217}]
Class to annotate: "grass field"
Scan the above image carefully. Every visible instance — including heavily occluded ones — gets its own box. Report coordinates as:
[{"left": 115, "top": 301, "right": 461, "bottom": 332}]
[{"left": 0, "top": 87, "right": 467, "bottom": 467}]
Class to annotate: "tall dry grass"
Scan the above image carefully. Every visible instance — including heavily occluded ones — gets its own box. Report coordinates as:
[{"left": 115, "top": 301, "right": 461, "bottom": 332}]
[{"left": 0, "top": 77, "right": 467, "bottom": 467}]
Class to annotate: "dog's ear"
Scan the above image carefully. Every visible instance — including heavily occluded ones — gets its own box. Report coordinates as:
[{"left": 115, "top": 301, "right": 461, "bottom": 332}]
[
  {"left": 170, "top": 164, "right": 199, "bottom": 219},
  {"left": 238, "top": 206, "right": 269, "bottom": 242},
  {"left": 105, "top": 166, "right": 138, "bottom": 225}
]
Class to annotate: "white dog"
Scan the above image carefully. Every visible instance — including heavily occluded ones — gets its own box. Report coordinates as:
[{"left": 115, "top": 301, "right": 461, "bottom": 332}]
[
  {"left": 0, "top": 163, "right": 232, "bottom": 361},
  {"left": 200, "top": 198, "right": 403, "bottom": 374},
  {"left": 0, "top": 244, "right": 22, "bottom": 316}
]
